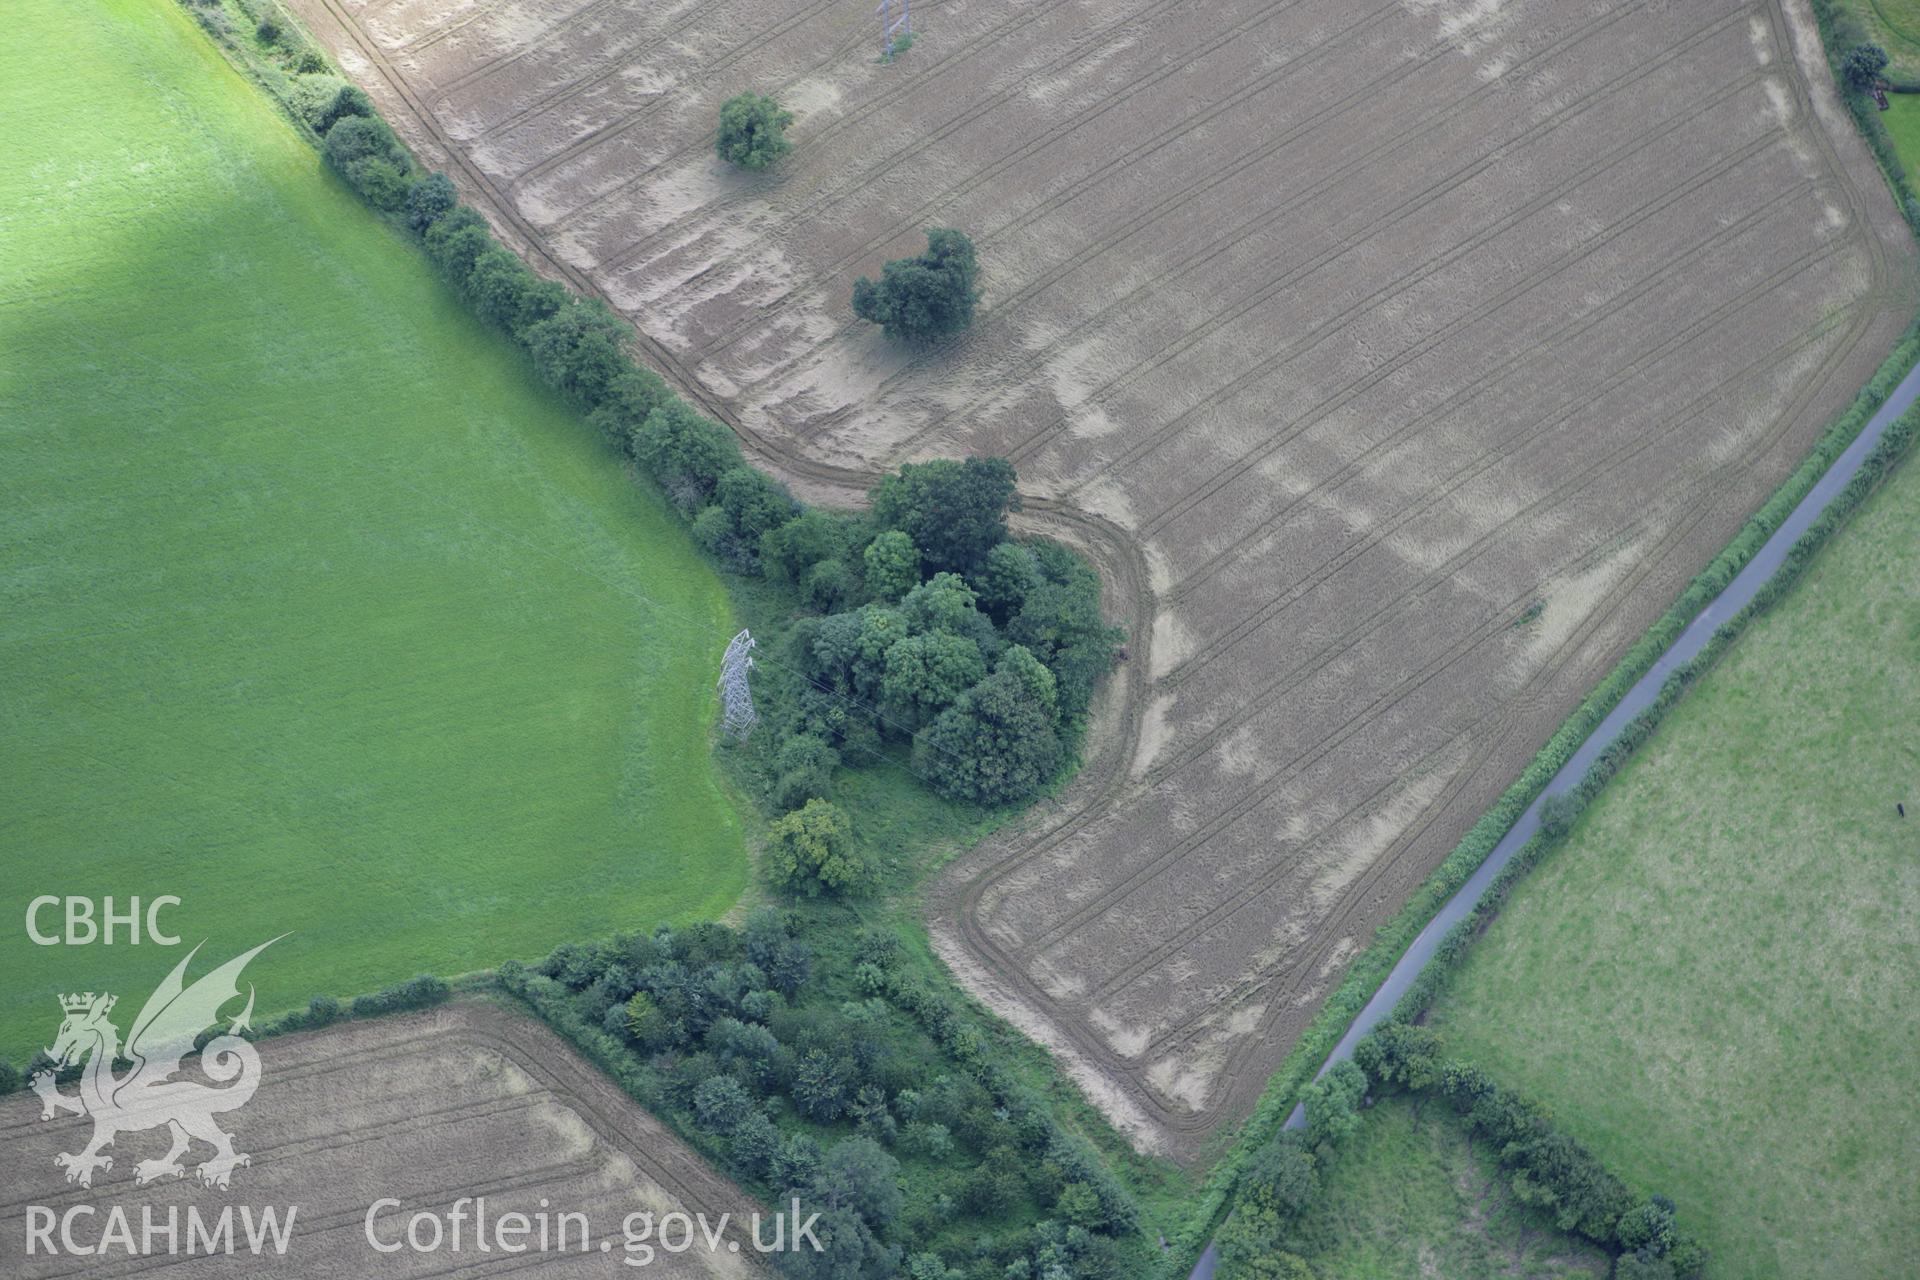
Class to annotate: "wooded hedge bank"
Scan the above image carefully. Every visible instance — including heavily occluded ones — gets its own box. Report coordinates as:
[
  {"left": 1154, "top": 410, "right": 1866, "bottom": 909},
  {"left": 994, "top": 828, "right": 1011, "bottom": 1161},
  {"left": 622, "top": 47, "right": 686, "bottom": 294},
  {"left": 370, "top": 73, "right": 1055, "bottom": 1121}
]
[
  {"left": 495, "top": 910, "right": 1148, "bottom": 1279},
  {"left": 1211, "top": 1024, "right": 1709, "bottom": 1280},
  {"left": 1171, "top": 318, "right": 1920, "bottom": 1273},
  {"left": 1812, "top": 0, "right": 1920, "bottom": 230},
  {"left": 1208, "top": 366, "right": 1920, "bottom": 1280},
  {"left": 176, "top": 0, "right": 1121, "bottom": 841}
]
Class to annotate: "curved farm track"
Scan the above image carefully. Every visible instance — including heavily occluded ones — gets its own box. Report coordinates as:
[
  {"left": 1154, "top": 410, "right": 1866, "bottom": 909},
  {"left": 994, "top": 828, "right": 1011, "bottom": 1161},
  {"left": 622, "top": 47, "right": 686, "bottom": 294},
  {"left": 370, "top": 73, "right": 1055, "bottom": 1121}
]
[
  {"left": 0, "top": 1000, "right": 766, "bottom": 1276},
  {"left": 290, "top": 0, "right": 1916, "bottom": 1160}
]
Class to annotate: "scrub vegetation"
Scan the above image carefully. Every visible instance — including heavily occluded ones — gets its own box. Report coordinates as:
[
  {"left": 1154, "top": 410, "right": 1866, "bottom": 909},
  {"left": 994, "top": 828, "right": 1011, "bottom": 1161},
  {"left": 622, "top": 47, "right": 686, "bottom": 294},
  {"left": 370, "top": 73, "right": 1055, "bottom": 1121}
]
[{"left": 502, "top": 908, "right": 1153, "bottom": 1279}]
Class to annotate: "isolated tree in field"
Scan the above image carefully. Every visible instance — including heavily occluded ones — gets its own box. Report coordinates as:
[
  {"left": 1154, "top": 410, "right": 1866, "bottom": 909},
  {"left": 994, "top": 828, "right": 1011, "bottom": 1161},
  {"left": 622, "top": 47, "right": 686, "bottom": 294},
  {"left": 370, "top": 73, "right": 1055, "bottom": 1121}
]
[
  {"left": 716, "top": 92, "right": 794, "bottom": 170},
  {"left": 851, "top": 228, "right": 981, "bottom": 343},
  {"left": 1843, "top": 43, "right": 1889, "bottom": 92}
]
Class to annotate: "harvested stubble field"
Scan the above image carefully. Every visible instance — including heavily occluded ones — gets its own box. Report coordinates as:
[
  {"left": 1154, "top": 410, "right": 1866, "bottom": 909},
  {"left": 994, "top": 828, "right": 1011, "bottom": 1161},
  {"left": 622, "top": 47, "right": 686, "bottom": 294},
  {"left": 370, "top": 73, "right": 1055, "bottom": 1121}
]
[
  {"left": 0, "top": 1002, "right": 764, "bottom": 1276},
  {"left": 289, "top": 0, "right": 1916, "bottom": 1157}
]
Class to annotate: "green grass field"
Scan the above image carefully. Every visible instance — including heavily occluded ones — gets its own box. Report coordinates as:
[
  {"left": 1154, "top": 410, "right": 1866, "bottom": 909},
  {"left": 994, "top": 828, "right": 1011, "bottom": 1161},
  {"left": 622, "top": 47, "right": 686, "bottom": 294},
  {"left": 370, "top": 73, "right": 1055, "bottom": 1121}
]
[
  {"left": 0, "top": 0, "right": 747, "bottom": 1062},
  {"left": 1880, "top": 91, "right": 1920, "bottom": 182},
  {"left": 1836, "top": 0, "right": 1920, "bottom": 77},
  {"left": 1287, "top": 1098, "right": 1608, "bottom": 1280},
  {"left": 1428, "top": 451, "right": 1920, "bottom": 1277}
]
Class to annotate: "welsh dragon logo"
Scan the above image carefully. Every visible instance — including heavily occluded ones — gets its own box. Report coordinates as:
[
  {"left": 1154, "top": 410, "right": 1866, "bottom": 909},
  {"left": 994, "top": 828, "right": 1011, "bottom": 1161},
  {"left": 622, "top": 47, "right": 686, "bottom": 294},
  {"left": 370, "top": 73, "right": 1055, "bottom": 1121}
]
[{"left": 32, "top": 938, "right": 281, "bottom": 1190}]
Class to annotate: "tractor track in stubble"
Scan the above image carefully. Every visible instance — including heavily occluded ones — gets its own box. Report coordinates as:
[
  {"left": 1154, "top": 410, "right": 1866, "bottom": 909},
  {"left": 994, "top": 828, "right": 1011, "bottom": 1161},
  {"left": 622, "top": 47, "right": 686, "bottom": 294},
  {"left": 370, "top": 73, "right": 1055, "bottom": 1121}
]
[
  {"left": 647, "top": 0, "right": 1397, "bottom": 351},
  {"left": 711, "top": 0, "right": 1666, "bottom": 405},
  {"left": 950, "top": 277, "right": 1873, "bottom": 1139},
  {"left": 293, "top": 0, "right": 1902, "bottom": 1159},
  {"left": 519, "top": 0, "right": 1096, "bottom": 212}
]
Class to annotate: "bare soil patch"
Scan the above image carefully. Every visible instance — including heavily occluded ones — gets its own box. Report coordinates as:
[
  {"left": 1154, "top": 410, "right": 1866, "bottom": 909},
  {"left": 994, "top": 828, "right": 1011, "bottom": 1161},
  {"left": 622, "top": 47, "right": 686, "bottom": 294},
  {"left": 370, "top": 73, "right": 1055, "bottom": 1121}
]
[
  {"left": 0, "top": 1001, "right": 763, "bottom": 1275},
  {"left": 285, "top": 0, "right": 1914, "bottom": 1159}
]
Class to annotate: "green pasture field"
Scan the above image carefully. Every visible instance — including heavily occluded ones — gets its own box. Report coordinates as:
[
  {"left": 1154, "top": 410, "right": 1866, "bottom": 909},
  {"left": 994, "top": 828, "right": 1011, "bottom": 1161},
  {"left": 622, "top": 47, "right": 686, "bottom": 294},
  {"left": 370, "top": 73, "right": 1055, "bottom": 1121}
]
[
  {"left": 1836, "top": 0, "right": 1920, "bottom": 76},
  {"left": 1428, "top": 453, "right": 1920, "bottom": 1276},
  {"left": 1291, "top": 1097, "right": 1608, "bottom": 1280},
  {"left": 1880, "top": 91, "right": 1920, "bottom": 181},
  {"left": 0, "top": 0, "right": 747, "bottom": 1062}
]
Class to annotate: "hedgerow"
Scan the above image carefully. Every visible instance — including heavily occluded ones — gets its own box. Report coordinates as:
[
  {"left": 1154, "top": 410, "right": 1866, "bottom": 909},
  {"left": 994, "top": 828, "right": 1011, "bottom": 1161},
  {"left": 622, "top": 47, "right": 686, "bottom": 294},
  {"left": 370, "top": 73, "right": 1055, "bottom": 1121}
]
[
  {"left": 1174, "top": 318, "right": 1920, "bottom": 1272},
  {"left": 175, "top": 0, "right": 1120, "bottom": 868},
  {"left": 1213, "top": 1026, "right": 1709, "bottom": 1280},
  {"left": 1811, "top": 0, "right": 1920, "bottom": 230}
]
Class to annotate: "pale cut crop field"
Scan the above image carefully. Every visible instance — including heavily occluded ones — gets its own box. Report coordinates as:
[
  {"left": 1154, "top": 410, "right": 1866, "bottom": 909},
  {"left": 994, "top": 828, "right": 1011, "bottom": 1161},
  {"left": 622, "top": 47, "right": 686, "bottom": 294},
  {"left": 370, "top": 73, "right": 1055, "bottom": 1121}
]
[
  {"left": 288, "top": 0, "right": 1915, "bottom": 1157},
  {"left": 0, "top": 1001, "right": 765, "bottom": 1276}
]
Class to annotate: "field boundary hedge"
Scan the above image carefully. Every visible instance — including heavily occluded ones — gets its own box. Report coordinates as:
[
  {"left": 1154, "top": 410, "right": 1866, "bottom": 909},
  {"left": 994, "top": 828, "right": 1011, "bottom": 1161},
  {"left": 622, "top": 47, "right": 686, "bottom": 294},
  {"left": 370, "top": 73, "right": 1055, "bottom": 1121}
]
[
  {"left": 1197, "top": 389, "right": 1920, "bottom": 1280},
  {"left": 1387, "top": 397, "right": 1919, "bottom": 1019},
  {"left": 1164, "top": 310, "right": 1920, "bottom": 1268},
  {"left": 2, "top": 972, "right": 454, "bottom": 1096},
  {"left": 149, "top": 6, "right": 1920, "bottom": 1274},
  {"left": 1814, "top": 0, "right": 1920, "bottom": 222}
]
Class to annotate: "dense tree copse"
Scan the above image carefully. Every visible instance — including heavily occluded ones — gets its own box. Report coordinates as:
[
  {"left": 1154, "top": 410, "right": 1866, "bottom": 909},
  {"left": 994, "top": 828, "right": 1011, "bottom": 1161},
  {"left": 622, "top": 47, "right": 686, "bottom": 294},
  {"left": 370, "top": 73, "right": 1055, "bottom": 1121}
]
[
  {"left": 766, "top": 798, "right": 876, "bottom": 897},
  {"left": 912, "top": 646, "right": 1063, "bottom": 805},
  {"left": 500, "top": 907, "right": 1145, "bottom": 1279},
  {"left": 881, "top": 630, "right": 987, "bottom": 729},
  {"left": 862, "top": 529, "right": 921, "bottom": 600}
]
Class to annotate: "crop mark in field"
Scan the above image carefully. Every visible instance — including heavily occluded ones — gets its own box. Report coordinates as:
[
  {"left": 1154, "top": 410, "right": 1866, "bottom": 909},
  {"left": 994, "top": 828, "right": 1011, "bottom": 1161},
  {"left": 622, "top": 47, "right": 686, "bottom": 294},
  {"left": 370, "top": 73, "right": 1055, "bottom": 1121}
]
[
  {"left": 568, "top": 0, "right": 1225, "bottom": 258},
  {"left": 521, "top": 0, "right": 1092, "bottom": 209},
  {"left": 428, "top": 0, "right": 629, "bottom": 88},
  {"left": 1138, "top": 163, "right": 1826, "bottom": 690},
  {"left": 1018, "top": 546, "right": 1603, "bottom": 966},
  {"left": 1156, "top": 174, "right": 1819, "bottom": 624},
  {"left": 878, "top": 3, "right": 1740, "bottom": 457},
  {"left": 1159, "top": 284, "right": 1871, "bottom": 1040},
  {"left": 1057, "top": 49, "right": 1769, "bottom": 488},
  {"left": 473, "top": 0, "right": 917, "bottom": 145},
  {"left": 1139, "top": 243, "right": 1852, "bottom": 778},
  {"left": 718, "top": 0, "right": 1671, "bottom": 395},
  {"left": 999, "top": 298, "right": 1858, "bottom": 1022},
  {"left": 635, "top": 0, "right": 1383, "bottom": 339},
  {"left": 390, "top": 0, "right": 521, "bottom": 54},
  {"left": 1008, "top": 69, "right": 1778, "bottom": 500},
  {"left": 1153, "top": 301, "right": 1879, "bottom": 1099},
  {"left": 490, "top": 0, "right": 852, "bottom": 194}
]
